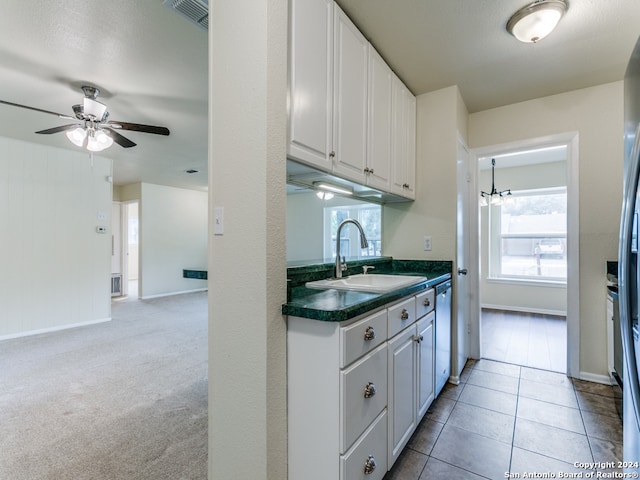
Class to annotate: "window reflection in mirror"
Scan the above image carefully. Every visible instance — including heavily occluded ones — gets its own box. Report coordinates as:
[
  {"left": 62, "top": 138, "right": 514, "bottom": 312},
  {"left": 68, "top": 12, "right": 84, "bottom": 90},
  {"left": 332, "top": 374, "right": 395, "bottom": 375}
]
[{"left": 286, "top": 186, "right": 382, "bottom": 263}]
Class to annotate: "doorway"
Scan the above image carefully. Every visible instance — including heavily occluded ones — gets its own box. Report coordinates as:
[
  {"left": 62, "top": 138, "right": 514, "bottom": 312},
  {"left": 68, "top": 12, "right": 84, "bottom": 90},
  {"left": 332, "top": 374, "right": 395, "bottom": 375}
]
[
  {"left": 470, "top": 133, "right": 579, "bottom": 376},
  {"left": 124, "top": 201, "right": 139, "bottom": 298}
]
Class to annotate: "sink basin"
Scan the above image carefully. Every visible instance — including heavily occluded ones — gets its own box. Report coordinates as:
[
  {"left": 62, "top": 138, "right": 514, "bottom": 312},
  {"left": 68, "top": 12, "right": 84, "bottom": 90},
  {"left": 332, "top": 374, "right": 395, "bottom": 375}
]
[{"left": 306, "top": 274, "right": 427, "bottom": 294}]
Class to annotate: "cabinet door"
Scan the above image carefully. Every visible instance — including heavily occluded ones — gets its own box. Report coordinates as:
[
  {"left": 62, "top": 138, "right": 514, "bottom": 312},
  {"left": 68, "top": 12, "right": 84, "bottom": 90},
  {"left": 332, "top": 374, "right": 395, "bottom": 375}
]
[
  {"left": 417, "top": 313, "right": 435, "bottom": 419},
  {"left": 403, "top": 93, "right": 416, "bottom": 199},
  {"left": 387, "top": 325, "right": 417, "bottom": 467},
  {"left": 288, "top": 0, "right": 333, "bottom": 170},
  {"left": 332, "top": 4, "right": 368, "bottom": 184},
  {"left": 390, "top": 74, "right": 407, "bottom": 196},
  {"left": 390, "top": 75, "right": 416, "bottom": 199},
  {"left": 366, "top": 45, "right": 392, "bottom": 191}
]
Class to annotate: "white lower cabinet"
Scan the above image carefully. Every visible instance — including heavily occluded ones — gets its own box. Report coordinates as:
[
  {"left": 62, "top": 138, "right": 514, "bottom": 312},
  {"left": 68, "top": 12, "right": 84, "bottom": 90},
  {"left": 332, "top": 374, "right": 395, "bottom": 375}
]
[
  {"left": 341, "top": 410, "right": 387, "bottom": 480},
  {"left": 417, "top": 313, "right": 435, "bottom": 419},
  {"left": 287, "top": 288, "right": 436, "bottom": 480},
  {"left": 388, "top": 322, "right": 417, "bottom": 465},
  {"left": 341, "top": 343, "right": 388, "bottom": 452},
  {"left": 387, "top": 309, "right": 435, "bottom": 467}
]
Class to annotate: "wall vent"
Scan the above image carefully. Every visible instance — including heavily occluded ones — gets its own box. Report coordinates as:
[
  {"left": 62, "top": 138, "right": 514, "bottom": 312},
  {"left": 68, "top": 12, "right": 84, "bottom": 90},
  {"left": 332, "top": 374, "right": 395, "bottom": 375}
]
[
  {"left": 111, "top": 274, "right": 123, "bottom": 297},
  {"left": 163, "top": 0, "right": 208, "bottom": 31}
]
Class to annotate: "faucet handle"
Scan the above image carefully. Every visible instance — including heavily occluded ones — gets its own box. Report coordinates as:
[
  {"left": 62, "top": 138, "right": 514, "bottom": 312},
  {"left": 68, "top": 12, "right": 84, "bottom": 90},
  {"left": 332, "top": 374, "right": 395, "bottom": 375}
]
[
  {"left": 340, "top": 256, "right": 347, "bottom": 272},
  {"left": 362, "top": 265, "right": 375, "bottom": 275}
]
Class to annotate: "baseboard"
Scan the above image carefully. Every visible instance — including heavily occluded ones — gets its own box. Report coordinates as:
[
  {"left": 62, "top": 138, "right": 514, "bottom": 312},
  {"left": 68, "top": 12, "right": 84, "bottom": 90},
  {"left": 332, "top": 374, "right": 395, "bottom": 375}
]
[
  {"left": 481, "top": 304, "right": 567, "bottom": 317},
  {"left": 579, "top": 371, "right": 614, "bottom": 385},
  {"left": 0, "top": 317, "right": 112, "bottom": 341},
  {"left": 140, "top": 288, "right": 208, "bottom": 300}
]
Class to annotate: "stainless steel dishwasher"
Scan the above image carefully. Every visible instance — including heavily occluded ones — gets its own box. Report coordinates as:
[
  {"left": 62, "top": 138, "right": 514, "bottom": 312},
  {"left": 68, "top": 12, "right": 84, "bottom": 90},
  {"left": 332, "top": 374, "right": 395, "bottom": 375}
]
[{"left": 435, "top": 280, "right": 452, "bottom": 396}]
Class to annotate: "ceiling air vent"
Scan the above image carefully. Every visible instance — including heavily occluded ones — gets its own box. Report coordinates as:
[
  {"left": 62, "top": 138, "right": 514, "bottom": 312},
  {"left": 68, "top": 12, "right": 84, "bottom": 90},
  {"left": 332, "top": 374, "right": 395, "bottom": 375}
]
[{"left": 163, "top": 0, "right": 208, "bottom": 31}]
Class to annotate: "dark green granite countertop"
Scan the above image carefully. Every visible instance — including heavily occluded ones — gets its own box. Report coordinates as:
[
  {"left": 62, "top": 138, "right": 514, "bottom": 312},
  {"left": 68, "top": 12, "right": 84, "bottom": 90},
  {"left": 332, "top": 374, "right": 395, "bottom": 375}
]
[{"left": 282, "top": 258, "right": 452, "bottom": 322}]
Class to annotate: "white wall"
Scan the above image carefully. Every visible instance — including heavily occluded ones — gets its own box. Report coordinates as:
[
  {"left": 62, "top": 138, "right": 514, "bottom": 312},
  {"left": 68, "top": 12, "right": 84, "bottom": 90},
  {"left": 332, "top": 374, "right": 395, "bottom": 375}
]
[
  {"left": 139, "top": 183, "right": 207, "bottom": 298},
  {"left": 480, "top": 161, "right": 568, "bottom": 314},
  {"left": 209, "top": 0, "right": 288, "bottom": 478},
  {"left": 469, "top": 81, "right": 624, "bottom": 378},
  {"left": 0, "top": 136, "right": 112, "bottom": 338}
]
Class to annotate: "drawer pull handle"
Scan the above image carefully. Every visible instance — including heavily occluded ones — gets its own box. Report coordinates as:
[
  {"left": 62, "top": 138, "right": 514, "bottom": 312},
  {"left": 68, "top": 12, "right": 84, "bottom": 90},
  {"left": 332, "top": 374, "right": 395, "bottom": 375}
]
[
  {"left": 363, "top": 326, "right": 376, "bottom": 341},
  {"left": 423, "top": 298, "right": 431, "bottom": 307},
  {"left": 400, "top": 308, "right": 409, "bottom": 320},
  {"left": 364, "top": 455, "right": 377, "bottom": 474},
  {"left": 364, "top": 382, "right": 377, "bottom": 398}
]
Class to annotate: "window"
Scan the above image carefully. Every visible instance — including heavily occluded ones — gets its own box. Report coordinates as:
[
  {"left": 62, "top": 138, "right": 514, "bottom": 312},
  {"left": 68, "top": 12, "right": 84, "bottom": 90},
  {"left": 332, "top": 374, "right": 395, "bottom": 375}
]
[
  {"left": 323, "top": 204, "right": 382, "bottom": 259},
  {"left": 489, "top": 187, "right": 567, "bottom": 283}
]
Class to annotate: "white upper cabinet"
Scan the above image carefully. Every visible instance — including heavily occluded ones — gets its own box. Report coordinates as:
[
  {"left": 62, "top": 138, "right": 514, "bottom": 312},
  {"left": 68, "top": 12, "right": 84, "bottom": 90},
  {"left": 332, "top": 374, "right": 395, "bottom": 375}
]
[
  {"left": 390, "top": 75, "right": 416, "bottom": 199},
  {"left": 366, "top": 45, "right": 392, "bottom": 191},
  {"left": 288, "top": 0, "right": 416, "bottom": 199},
  {"left": 332, "top": 4, "right": 368, "bottom": 184},
  {"left": 287, "top": 0, "right": 334, "bottom": 170}
]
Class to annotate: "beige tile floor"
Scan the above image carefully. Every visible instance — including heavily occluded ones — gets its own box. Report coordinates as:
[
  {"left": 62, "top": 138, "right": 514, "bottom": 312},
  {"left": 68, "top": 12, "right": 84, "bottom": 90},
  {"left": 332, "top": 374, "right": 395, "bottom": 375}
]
[
  {"left": 481, "top": 309, "right": 567, "bottom": 373},
  {"left": 383, "top": 359, "right": 623, "bottom": 480}
]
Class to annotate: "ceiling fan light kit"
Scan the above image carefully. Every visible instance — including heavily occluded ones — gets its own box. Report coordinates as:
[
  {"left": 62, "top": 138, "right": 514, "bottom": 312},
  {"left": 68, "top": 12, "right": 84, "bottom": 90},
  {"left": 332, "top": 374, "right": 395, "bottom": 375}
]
[
  {"left": 506, "top": 0, "right": 568, "bottom": 43},
  {"left": 0, "top": 85, "right": 170, "bottom": 152}
]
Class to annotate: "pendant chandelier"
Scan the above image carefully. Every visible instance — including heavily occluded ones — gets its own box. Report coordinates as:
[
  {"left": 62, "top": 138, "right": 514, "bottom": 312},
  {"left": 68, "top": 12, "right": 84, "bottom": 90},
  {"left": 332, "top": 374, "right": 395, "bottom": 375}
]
[{"left": 480, "top": 158, "right": 512, "bottom": 206}]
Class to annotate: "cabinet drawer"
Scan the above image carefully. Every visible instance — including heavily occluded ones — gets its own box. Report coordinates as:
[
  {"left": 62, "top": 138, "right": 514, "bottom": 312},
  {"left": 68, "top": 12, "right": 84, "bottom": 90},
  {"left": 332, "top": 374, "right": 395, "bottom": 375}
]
[
  {"left": 341, "top": 409, "right": 387, "bottom": 480},
  {"left": 340, "top": 309, "right": 387, "bottom": 368},
  {"left": 341, "top": 343, "right": 387, "bottom": 453},
  {"left": 416, "top": 288, "right": 435, "bottom": 319},
  {"left": 388, "top": 296, "right": 416, "bottom": 338}
]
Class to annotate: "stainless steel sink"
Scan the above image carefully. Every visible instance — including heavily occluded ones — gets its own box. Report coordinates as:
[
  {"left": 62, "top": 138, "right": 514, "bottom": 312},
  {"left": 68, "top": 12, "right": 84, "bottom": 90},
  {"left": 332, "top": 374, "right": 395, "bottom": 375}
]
[{"left": 305, "top": 274, "right": 427, "bottom": 294}]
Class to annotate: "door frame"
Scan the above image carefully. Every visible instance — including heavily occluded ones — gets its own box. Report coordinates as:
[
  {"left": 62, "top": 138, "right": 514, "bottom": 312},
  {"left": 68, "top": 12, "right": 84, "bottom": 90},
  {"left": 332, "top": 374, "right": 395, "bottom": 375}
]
[
  {"left": 454, "top": 133, "right": 477, "bottom": 378},
  {"left": 122, "top": 200, "right": 140, "bottom": 298},
  {"left": 469, "top": 132, "right": 580, "bottom": 377}
]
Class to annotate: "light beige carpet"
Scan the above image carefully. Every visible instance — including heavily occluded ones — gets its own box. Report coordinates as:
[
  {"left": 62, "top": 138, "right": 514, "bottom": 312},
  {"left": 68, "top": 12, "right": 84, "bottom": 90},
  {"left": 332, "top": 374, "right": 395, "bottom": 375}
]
[{"left": 0, "top": 291, "right": 208, "bottom": 480}]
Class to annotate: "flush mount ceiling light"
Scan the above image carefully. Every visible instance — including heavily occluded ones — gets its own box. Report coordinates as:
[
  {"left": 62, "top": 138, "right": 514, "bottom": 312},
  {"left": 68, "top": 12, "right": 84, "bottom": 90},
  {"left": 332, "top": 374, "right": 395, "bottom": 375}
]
[
  {"left": 506, "top": 0, "right": 568, "bottom": 43},
  {"left": 480, "top": 158, "right": 512, "bottom": 206}
]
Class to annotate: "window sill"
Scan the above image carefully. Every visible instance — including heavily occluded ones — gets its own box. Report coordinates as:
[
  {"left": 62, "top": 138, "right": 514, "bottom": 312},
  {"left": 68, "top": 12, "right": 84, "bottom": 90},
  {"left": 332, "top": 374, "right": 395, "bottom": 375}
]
[{"left": 486, "top": 277, "right": 567, "bottom": 288}]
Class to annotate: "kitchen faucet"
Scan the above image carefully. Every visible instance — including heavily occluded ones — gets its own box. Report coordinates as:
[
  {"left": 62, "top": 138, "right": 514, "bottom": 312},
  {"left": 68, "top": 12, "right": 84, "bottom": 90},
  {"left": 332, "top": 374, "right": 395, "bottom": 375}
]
[{"left": 334, "top": 219, "right": 369, "bottom": 278}]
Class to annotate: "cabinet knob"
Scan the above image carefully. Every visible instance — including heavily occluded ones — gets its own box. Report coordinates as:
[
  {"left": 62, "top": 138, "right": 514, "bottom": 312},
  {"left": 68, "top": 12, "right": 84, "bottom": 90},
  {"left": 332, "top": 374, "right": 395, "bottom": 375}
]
[
  {"left": 364, "top": 455, "right": 377, "bottom": 475},
  {"left": 414, "top": 335, "right": 424, "bottom": 343},
  {"left": 423, "top": 298, "right": 431, "bottom": 307},
  {"left": 329, "top": 151, "right": 336, "bottom": 158},
  {"left": 403, "top": 183, "right": 410, "bottom": 189},
  {"left": 364, "top": 382, "right": 377, "bottom": 398},
  {"left": 363, "top": 326, "right": 376, "bottom": 341},
  {"left": 400, "top": 308, "right": 409, "bottom": 320}
]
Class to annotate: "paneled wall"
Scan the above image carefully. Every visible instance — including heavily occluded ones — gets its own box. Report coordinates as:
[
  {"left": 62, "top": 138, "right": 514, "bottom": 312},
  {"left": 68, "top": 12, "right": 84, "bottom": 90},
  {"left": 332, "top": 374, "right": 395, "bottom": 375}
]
[{"left": 0, "top": 136, "right": 112, "bottom": 338}]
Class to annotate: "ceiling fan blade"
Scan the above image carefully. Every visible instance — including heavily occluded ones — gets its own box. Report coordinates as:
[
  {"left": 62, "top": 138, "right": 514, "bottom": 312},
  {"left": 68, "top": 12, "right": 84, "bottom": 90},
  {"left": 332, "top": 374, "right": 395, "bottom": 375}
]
[
  {"left": 107, "top": 121, "right": 170, "bottom": 136},
  {"left": 104, "top": 127, "right": 137, "bottom": 148},
  {"left": 0, "top": 100, "right": 76, "bottom": 121},
  {"left": 35, "top": 124, "right": 81, "bottom": 135}
]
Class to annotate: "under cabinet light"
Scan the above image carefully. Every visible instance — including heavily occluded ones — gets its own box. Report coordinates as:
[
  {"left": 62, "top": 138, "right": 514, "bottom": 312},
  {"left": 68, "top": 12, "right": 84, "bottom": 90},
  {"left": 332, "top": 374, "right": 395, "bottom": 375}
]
[{"left": 312, "top": 182, "right": 353, "bottom": 196}]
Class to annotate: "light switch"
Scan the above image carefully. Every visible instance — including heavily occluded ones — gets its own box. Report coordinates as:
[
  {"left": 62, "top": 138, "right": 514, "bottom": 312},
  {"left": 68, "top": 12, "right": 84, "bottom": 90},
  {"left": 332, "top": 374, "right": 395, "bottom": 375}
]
[
  {"left": 423, "top": 236, "right": 432, "bottom": 251},
  {"left": 213, "top": 207, "right": 224, "bottom": 235}
]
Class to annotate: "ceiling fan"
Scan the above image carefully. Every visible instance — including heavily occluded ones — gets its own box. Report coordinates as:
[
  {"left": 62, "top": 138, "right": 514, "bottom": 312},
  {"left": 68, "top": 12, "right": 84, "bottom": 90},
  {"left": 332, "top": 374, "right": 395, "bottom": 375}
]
[{"left": 0, "top": 85, "right": 170, "bottom": 152}]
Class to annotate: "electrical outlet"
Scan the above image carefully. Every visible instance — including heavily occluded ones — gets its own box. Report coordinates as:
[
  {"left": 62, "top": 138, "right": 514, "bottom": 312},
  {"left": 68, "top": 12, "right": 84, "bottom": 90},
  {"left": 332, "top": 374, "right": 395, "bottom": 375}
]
[{"left": 423, "top": 236, "right": 432, "bottom": 251}]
